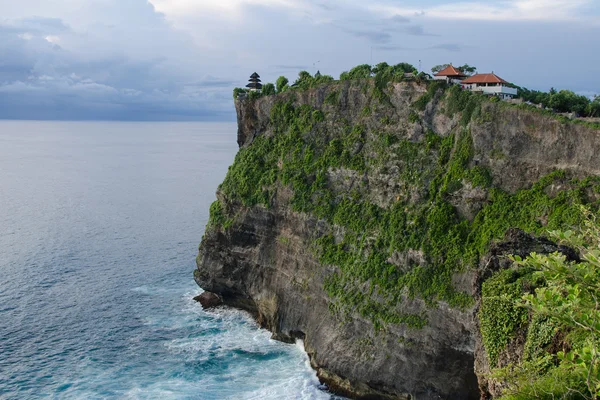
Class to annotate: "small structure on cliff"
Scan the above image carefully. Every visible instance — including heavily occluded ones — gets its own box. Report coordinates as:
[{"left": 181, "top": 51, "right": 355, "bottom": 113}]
[
  {"left": 246, "top": 72, "right": 263, "bottom": 92},
  {"left": 461, "top": 73, "right": 518, "bottom": 99},
  {"left": 433, "top": 65, "right": 467, "bottom": 84}
]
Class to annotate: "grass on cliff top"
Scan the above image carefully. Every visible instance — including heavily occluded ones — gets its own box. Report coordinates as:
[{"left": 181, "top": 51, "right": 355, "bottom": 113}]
[{"left": 213, "top": 83, "right": 600, "bottom": 332}]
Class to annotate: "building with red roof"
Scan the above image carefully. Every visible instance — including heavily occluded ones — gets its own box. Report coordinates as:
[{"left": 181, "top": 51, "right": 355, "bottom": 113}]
[
  {"left": 433, "top": 65, "right": 467, "bottom": 84},
  {"left": 461, "top": 73, "right": 517, "bottom": 99}
]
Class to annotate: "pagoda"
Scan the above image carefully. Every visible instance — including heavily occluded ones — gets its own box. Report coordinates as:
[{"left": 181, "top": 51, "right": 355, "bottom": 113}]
[{"left": 246, "top": 72, "right": 263, "bottom": 92}]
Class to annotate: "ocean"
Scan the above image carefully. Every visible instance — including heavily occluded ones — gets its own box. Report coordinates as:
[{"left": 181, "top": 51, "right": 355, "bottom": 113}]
[{"left": 0, "top": 121, "right": 337, "bottom": 399}]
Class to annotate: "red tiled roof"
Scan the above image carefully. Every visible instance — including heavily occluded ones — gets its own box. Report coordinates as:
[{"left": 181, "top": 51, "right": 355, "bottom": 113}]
[
  {"left": 461, "top": 73, "right": 508, "bottom": 84},
  {"left": 434, "top": 65, "right": 466, "bottom": 77}
]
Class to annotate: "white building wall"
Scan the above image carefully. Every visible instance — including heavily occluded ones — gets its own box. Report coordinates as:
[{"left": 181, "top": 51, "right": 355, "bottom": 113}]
[{"left": 466, "top": 84, "right": 517, "bottom": 97}]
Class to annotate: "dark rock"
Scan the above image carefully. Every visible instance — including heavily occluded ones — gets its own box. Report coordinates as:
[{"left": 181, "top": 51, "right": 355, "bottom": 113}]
[{"left": 193, "top": 292, "right": 222, "bottom": 309}]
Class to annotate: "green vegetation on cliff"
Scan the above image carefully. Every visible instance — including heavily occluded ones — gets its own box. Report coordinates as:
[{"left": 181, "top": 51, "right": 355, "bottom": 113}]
[{"left": 215, "top": 80, "right": 600, "bottom": 333}]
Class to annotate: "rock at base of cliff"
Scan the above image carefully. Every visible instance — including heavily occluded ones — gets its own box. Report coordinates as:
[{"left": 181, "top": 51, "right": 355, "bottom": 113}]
[{"left": 193, "top": 292, "right": 222, "bottom": 309}]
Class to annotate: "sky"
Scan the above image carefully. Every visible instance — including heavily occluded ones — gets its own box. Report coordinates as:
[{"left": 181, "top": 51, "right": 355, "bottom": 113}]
[{"left": 0, "top": 0, "right": 598, "bottom": 121}]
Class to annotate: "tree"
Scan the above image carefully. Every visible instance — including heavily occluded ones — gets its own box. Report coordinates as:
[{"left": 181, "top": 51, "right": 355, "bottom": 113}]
[
  {"left": 276, "top": 76, "right": 289, "bottom": 93},
  {"left": 586, "top": 96, "right": 600, "bottom": 118},
  {"left": 518, "top": 87, "right": 551, "bottom": 107},
  {"left": 262, "top": 83, "right": 276, "bottom": 96},
  {"left": 347, "top": 64, "right": 373, "bottom": 80},
  {"left": 293, "top": 71, "right": 313, "bottom": 90},
  {"left": 393, "top": 62, "right": 417, "bottom": 74},
  {"left": 372, "top": 62, "right": 390, "bottom": 75},
  {"left": 457, "top": 64, "right": 477, "bottom": 76},
  {"left": 431, "top": 64, "right": 450, "bottom": 74},
  {"left": 549, "top": 90, "right": 590, "bottom": 115},
  {"left": 313, "top": 73, "right": 334, "bottom": 86}
]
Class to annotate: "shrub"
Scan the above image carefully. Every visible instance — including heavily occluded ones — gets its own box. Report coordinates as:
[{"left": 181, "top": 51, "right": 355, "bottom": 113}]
[
  {"left": 276, "top": 76, "right": 289, "bottom": 93},
  {"left": 262, "top": 83, "right": 276, "bottom": 96},
  {"left": 233, "top": 87, "right": 247, "bottom": 99}
]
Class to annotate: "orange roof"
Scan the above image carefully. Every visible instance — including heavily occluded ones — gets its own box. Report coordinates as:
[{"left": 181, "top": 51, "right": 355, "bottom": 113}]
[
  {"left": 461, "top": 73, "right": 509, "bottom": 84},
  {"left": 434, "top": 65, "right": 466, "bottom": 77}
]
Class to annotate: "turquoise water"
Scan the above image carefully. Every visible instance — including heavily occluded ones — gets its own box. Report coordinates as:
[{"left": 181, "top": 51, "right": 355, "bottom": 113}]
[{"left": 0, "top": 121, "right": 336, "bottom": 399}]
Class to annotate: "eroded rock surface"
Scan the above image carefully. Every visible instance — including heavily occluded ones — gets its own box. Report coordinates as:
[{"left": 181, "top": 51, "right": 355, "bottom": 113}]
[{"left": 193, "top": 291, "right": 222, "bottom": 309}]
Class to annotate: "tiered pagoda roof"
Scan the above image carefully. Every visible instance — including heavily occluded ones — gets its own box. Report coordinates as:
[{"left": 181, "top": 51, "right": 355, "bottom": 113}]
[{"left": 246, "top": 72, "right": 263, "bottom": 90}]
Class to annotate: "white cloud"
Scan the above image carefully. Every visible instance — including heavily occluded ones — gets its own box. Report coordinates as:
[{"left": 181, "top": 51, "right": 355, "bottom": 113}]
[
  {"left": 148, "top": 0, "right": 596, "bottom": 23},
  {"left": 45, "top": 35, "right": 60, "bottom": 44},
  {"left": 368, "top": 0, "right": 595, "bottom": 22},
  {"left": 150, "top": 0, "right": 303, "bottom": 19}
]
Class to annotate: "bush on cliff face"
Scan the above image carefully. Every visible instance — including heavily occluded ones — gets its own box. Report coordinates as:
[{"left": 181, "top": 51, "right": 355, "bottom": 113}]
[
  {"left": 213, "top": 82, "right": 600, "bottom": 332},
  {"left": 484, "top": 209, "right": 600, "bottom": 399}
]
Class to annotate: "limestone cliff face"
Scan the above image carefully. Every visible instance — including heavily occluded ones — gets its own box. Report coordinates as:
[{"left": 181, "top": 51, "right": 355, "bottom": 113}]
[
  {"left": 196, "top": 80, "right": 600, "bottom": 399},
  {"left": 197, "top": 194, "right": 478, "bottom": 399}
]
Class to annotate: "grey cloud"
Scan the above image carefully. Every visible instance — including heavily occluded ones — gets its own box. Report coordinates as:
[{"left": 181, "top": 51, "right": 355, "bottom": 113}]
[
  {"left": 273, "top": 65, "right": 310, "bottom": 71},
  {"left": 405, "top": 25, "right": 438, "bottom": 37},
  {"left": 373, "top": 43, "right": 463, "bottom": 52},
  {"left": 18, "top": 17, "right": 70, "bottom": 33},
  {"left": 316, "top": 3, "right": 335, "bottom": 11},
  {"left": 0, "top": 74, "right": 234, "bottom": 121},
  {"left": 372, "top": 45, "right": 411, "bottom": 51},
  {"left": 429, "top": 43, "right": 462, "bottom": 52},
  {"left": 0, "top": 1, "right": 236, "bottom": 120},
  {"left": 344, "top": 28, "right": 392, "bottom": 43},
  {"left": 333, "top": 15, "right": 434, "bottom": 44},
  {"left": 390, "top": 14, "right": 410, "bottom": 24},
  {"left": 187, "top": 77, "right": 239, "bottom": 88}
]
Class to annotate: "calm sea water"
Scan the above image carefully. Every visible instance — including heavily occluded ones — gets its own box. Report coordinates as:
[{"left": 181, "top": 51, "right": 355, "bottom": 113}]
[{"left": 0, "top": 121, "right": 335, "bottom": 399}]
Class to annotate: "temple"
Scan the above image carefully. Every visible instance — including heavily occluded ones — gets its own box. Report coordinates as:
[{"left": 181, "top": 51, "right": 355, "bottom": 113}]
[{"left": 246, "top": 72, "right": 263, "bottom": 92}]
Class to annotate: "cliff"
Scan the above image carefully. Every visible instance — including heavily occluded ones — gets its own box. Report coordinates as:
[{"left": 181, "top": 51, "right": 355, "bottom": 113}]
[{"left": 195, "top": 79, "right": 600, "bottom": 399}]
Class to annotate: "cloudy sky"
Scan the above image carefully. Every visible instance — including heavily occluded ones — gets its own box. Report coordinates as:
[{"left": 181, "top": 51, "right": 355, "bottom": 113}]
[{"left": 0, "top": 0, "right": 598, "bottom": 120}]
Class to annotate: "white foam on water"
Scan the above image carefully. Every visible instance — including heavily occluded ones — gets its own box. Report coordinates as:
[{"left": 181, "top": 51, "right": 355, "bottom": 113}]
[
  {"left": 51, "top": 285, "right": 341, "bottom": 400},
  {"left": 154, "top": 291, "right": 338, "bottom": 399}
]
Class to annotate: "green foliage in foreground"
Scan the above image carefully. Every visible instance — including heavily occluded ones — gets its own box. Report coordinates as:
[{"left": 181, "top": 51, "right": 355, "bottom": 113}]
[
  {"left": 214, "top": 85, "right": 600, "bottom": 332},
  {"left": 480, "top": 267, "right": 539, "bottom": 366},
  {"left": 484, "top": 209, "right": 600, "bottom": 399}
]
